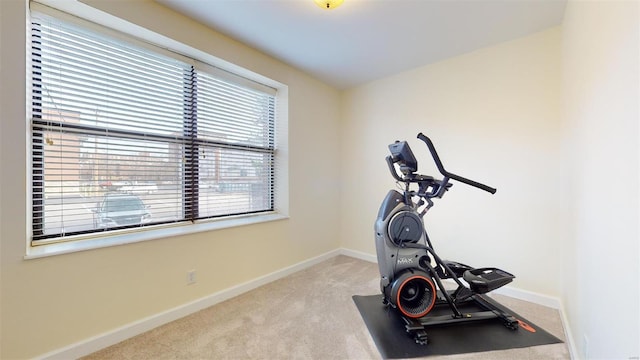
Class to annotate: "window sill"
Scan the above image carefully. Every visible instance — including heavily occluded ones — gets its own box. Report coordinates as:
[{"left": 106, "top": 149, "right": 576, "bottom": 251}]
[{"left": 25, "top": 213, "right": 288, "bottom": 260}]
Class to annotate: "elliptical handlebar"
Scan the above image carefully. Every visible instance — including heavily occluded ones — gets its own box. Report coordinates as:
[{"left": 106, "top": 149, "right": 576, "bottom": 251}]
[{"left": 416, "top": 133, "right": 496, "bottom": 194}]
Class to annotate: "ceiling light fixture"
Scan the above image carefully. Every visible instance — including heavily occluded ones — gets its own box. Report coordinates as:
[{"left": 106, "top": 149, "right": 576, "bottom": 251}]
[{"left": 314, "top": 0, "right": 344, "bottom": 10}]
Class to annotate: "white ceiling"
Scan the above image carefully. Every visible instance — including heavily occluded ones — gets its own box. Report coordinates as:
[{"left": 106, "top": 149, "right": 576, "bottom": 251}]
[{"left": 156, "top": 0, "right": 567, "bottom": 89}]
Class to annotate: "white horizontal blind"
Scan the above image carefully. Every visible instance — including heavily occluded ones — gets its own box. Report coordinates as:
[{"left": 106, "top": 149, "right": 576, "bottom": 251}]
[
  {"left": 30, "top": 12, "right": 276, "bottom": 243},
  {"left": 195, "top": 71, "right": 275, "bottom": 218}
]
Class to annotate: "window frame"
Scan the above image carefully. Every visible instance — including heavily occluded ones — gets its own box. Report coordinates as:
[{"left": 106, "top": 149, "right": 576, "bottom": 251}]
[{"left": 25, "top": 2, "right": 289, "bottom": 258}]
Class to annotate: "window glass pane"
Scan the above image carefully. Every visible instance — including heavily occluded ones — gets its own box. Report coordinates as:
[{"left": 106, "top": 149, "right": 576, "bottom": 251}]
[
  {"left": 198, "top": 147, "right": 273, "bottom": 217},
  {"left": 33, "top": 126, "right": 185, "bottom": 237}
]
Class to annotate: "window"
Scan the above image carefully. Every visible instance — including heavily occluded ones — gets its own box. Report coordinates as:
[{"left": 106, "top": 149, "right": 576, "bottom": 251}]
[{"left": 30, "top": 10, "right": 278, "bottom": 245}]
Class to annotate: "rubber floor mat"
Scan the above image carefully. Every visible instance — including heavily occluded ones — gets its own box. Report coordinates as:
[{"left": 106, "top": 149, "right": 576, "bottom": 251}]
[{"left": 353, "top": 294, "right": 562, "bottom": 359}]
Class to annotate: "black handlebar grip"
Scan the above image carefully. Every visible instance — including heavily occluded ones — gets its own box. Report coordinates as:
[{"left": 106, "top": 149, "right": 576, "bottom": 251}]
[
  {"left": 417, "top": 133, "right": 447, "bottom": 175},
  {"left": 448, "top": 173, "right": 497, "bottom": 194},
  {"left": 417, "top": 133, "right": 497, "bottom": 194}
]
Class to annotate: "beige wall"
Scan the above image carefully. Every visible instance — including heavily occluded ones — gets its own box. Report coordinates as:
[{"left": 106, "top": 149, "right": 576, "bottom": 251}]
[
  {"left": 2, "top": 0, "right": 639, "bottom": 358},
  {"left": 561, "top": 0, "right": 639, "bottom": 358},
  {"left": 0, "top": 0, "right": 341, "bottom": 358},
  {"left": 341, "top": 28, "right": 563, "bottom": 297}
]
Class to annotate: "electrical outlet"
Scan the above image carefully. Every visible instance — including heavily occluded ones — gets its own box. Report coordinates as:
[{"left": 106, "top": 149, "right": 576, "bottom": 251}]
[{"left": 187, "top": 270, "right": 196, "bottom": 285}]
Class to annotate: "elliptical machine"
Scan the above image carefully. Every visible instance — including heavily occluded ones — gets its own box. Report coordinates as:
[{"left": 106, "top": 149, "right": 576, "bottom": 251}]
[{"left": 375, "top": 133, "right": 519, "bottom": 344}]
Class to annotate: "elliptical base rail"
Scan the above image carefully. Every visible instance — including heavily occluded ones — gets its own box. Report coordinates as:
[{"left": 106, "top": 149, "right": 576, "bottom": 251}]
[{"left": 400, "top": 293, "right": 519, "bottom": 345}]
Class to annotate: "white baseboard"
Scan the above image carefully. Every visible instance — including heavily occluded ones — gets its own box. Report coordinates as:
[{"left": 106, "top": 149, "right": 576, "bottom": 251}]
[
  {"left": 339, "top": 247, "right": 377, "bottom": 263},
  {"left": 558, "top": 302, "right": 578, "bottom": 360},
  {"left": 37, "top": 249, "right": 340, "bottom": 360},
  {"left": 492, "top": 285, "right": 562, "bottom": 309}
]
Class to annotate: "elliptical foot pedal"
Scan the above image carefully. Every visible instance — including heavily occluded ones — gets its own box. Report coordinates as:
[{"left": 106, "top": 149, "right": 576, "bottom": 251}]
[
  {"left": 463, "top": 268, "right": 514, "bottom": 294},
  {"left": 441, "top": 260, "right": 473, "bottom": 278}
]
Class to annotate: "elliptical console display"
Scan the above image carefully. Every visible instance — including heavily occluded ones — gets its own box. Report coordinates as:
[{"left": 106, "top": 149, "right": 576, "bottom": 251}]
[{"left": 374, "top": 133, "right": 519, "bottom": 344}]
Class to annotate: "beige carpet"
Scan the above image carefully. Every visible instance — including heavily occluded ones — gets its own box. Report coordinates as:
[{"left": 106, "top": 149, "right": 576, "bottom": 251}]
[{"left": 83, "top": 255, "right": 570, "bottom": 359}]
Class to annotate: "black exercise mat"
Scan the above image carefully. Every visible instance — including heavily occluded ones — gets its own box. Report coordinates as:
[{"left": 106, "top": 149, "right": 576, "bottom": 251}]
[{"left": 353, "top": 294, "right": 562, "bottom": 359}]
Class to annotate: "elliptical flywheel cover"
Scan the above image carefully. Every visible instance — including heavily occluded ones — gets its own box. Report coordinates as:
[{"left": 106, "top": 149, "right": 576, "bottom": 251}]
[
  {"left": 388, "top": 210, "right": 423, "bottom": 245},
  {"left": 389, "top": 270, "right": 437, "bottom": 318}
]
